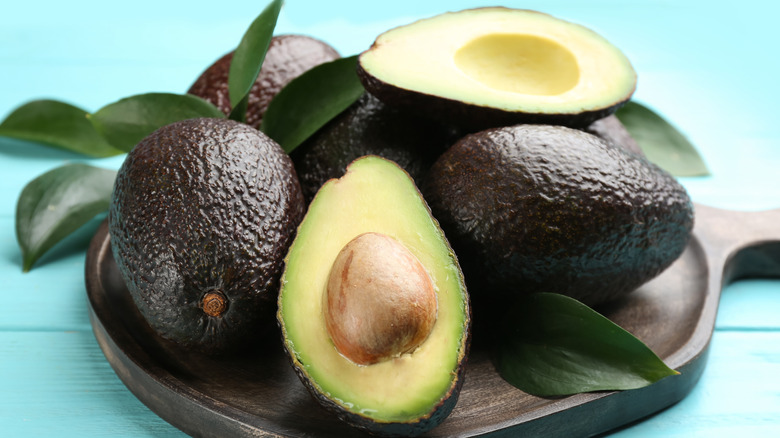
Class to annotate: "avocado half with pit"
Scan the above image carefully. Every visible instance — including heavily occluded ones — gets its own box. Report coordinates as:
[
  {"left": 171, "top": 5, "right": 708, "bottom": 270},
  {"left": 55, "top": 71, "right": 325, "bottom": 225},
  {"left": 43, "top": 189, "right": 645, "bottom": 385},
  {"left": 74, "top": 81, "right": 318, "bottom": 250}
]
[
  {"left": 357, "top": 7, "right": 637, "bottom": 129},
  {"left": 278, "top": 156, "right": 470, "bottom": 436}
]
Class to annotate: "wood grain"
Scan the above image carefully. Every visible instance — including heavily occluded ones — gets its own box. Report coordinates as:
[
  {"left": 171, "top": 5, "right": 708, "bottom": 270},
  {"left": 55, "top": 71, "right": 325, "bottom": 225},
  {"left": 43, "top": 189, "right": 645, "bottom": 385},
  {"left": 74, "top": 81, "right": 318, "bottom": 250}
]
[{"left": 82, "top": 204, "right": 780, "bottom": 437}]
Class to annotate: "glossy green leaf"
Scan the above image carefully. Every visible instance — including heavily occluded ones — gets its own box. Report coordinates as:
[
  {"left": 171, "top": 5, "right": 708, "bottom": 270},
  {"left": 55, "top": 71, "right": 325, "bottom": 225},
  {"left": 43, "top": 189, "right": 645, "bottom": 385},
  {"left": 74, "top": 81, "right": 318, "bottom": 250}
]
[
  {"left": 16, "top": 163, "right": 117, "bottom": 272},
  {"left": 228, "top": 0, "right": 283, "bottom": 119},
  {"left": 493, "top": 293, "right": 679, "bottom": 397},
  {"left": 89, "top": 92, "right": 225, "bottom": 152},
  {"left": 616, "top": 101, "right": 710, "bottom": 176},
  {"left": 261, "top": 55, "right": 364, "bottom": 153},
  {"left": 229, "top": 95, "right": 250, "bottom": 124},
  {"left": 0, "top": 100, "right": 124, "bottom": 157}
]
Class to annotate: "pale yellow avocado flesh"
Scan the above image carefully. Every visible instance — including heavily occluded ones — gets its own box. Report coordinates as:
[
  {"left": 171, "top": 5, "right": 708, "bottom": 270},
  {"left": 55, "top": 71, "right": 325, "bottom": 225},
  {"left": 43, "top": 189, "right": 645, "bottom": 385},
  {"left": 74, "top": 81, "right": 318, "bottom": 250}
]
[
  {"left": 359, "top": 7, "right": 636, "bottom": 114},
  {"left": 278, "top": 156, "right": 469, "bottom": 423}
]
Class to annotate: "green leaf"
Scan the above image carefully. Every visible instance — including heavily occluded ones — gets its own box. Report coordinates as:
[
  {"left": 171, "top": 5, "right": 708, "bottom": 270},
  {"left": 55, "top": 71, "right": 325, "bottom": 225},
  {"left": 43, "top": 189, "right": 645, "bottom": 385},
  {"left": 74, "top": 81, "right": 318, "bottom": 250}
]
[
  {"left": 227, "top": 0, "right": 284, "bottom": 119},
  {"left": 616, "top": 101, "right": 710, "bottom": 176},
  {"left": 0, "top": 100, "right": 124, "bottom": 157},
  {"left": 16, "top": 163, "right": 117, "bottom": 272},
  {"left": 493, "top": 293, "right": 678, "bottom": 397},
  {"left": 228, "top": 95, "right": 250, "bottom": 124},
  {"left": 261, "top": 55, "right": 364, "bottom": 153},
  {"left": 89, "top": 92, "right": 225, "bottom": 152}
]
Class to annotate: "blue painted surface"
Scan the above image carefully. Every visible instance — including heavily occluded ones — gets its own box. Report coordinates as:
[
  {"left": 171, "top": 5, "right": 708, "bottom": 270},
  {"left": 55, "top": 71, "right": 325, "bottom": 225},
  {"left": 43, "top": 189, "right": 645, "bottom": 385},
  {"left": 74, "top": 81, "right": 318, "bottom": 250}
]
[{"left": 1, "top": 1, "right": 778, "bottom": 436}]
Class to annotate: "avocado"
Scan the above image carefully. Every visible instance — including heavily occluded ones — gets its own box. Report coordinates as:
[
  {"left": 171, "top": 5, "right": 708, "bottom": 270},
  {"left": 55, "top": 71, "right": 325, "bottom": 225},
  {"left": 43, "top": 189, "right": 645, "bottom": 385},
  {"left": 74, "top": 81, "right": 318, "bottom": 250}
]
[
  {"left": 585, "top": 114, "right": 644, "bottom": 156},
  {"left": 422, "top": 124, "right": 693, "bottom": 308},
  {"left": 108, "top": 118, "right": 305, "bottom": 354},
  {"left": 188, "top": 34, "right": 340, "bottom": 129},
  {"left": 291, "top": 93, "right": 460, "bottom": 202},
  {"left": 357, "top": 8, "right": 636, "bottom": 131},
  {"left": 278, "top": 156, "right": 470, "bottom": 436}
]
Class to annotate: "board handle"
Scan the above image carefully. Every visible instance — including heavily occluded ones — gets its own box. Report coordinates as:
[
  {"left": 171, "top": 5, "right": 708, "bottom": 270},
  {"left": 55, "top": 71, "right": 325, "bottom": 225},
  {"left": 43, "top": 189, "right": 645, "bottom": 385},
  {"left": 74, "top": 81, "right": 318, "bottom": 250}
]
[{"left": 693, "top": 203, "right": 780, "bottom": 282}]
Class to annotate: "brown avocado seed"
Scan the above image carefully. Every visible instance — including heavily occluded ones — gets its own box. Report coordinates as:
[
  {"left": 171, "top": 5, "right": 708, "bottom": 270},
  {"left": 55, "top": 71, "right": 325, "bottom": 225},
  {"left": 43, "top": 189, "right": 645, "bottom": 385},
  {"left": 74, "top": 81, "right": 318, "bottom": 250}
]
[
  {"left": 325, "top": 232, "right": 438, "bottom": 365},
  {"left": 201, "top": 291, "right": 228, "bottom": 317}
]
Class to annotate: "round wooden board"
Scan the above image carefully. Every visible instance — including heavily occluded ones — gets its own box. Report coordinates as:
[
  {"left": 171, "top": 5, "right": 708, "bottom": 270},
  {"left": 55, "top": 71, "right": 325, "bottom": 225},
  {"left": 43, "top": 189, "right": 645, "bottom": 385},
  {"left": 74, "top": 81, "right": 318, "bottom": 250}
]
[{"left": 85, "top": 204, "right": 780, "bottom": 437}]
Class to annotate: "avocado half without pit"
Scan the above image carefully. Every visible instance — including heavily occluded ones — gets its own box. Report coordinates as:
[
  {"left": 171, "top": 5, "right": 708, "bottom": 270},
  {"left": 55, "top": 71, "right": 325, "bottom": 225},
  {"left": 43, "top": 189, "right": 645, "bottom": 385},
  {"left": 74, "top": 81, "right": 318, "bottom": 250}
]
[
  {"left": 357, "top": 7, "right": 637, "bottom": 129},
  {"left": 278, "top": 156, "right": 470, "bottom": 436}
]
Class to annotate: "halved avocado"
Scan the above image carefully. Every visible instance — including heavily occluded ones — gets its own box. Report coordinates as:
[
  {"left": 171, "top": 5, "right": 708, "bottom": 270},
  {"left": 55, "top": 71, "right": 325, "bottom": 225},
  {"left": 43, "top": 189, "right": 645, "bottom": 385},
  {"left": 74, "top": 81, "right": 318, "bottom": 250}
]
[
  {"left": 358, "top": 8, "right": 636, "bottom": 129},
  {"left": 277, "top": 156, "right": 470, "bottom": 436}
]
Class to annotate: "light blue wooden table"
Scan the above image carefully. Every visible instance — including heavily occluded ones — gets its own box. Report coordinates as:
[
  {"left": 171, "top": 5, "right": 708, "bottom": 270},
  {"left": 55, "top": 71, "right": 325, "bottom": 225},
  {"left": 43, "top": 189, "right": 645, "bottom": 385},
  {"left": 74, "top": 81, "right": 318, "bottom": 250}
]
[{"left": 1, "top": 1, "right": 778, "bottom": 436}]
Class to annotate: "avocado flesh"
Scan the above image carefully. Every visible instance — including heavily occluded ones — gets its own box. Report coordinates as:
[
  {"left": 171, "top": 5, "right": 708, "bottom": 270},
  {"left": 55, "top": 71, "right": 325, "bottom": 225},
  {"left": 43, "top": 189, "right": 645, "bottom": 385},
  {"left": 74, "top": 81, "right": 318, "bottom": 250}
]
[
  {"left": 423, "top": 124, "right": 693, "bottom": 308},
  {"left": 358, "top": 8, "right": 636, "bottom": 129},
  {"left": 278, "top": 156, "right": 469, "bottom": 433}
]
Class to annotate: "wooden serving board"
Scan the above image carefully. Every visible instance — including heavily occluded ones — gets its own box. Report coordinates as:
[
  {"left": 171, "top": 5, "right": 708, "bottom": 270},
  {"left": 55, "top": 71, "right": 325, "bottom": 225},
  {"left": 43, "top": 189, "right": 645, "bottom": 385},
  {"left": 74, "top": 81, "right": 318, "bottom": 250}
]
[{"left": 84, "top": 204, "right": 780, "bottom": 437}]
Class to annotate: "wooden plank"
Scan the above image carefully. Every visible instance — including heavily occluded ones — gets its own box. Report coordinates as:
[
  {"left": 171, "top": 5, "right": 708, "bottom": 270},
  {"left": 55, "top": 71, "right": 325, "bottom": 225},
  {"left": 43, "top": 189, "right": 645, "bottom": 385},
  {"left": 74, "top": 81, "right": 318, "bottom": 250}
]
[
  {"left": 0, "top": 1, "right": 778, "bottom": 437},
  {"left": 0, "top": 330, "right": 184, "bottom": 437},
  {"left": 0, "top": 217, "right": 98, "bottom": 331},
  {"left": 1, "top": 329, "right": 777, "bottom": 437},
  {"left": 0, "top": 138, "right": 125, "bottom": 219},
  {"left": 717, "top": 279, "right": 780, "bottom": 330},
  {"left": 611, "top": 330, "right": 780, "bottom": 437}
]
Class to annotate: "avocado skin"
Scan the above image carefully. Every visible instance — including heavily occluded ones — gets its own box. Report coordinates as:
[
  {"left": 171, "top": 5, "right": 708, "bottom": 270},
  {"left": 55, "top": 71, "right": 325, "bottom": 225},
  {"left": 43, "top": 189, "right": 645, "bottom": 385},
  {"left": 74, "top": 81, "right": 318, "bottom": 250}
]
[
  {"left": 306, "top": 363, "right": 466, "bottom": 437},
  {"left": 291, "top": 93, "right": 460, "bottom": 202},
  {"left": 585, "top": 114, "right": 644, "bottom": 156},
  {"left": 277, "top": 156, "right": 472, "bottom": 436},
  {"left": 358, "top": 63, "right": 628, "bottom": 132},
  {"left": 109, "top": 118, "right": 305, "bottom": 354},
  {"left": 188, "top": 34, "right": 339, "bottom": 129},
  {"left": 288, "top": 332, "right": 469, "bottom": 437},
  {"left": 423, "top": 124, "right": 693, "bottom": 307}
]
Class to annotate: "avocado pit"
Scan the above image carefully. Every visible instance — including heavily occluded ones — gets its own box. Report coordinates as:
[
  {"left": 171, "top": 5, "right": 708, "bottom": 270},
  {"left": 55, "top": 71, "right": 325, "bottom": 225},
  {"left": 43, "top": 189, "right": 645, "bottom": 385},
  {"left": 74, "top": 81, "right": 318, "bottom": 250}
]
[{"left": 324, "top": 232, "right": 438, "bottom": 365}]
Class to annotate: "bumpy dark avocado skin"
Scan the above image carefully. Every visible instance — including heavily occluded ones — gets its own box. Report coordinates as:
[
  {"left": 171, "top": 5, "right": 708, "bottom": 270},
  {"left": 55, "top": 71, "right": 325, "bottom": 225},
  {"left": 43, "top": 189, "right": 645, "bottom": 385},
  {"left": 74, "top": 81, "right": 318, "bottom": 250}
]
[
  {"left": 358, "top": 65, "right": 627, "bottom": 132},
  {"left": 291, "top": 93, "right": 460, "bottom": 202},
  {"left": 188, "top": 34, "right": 339, "bottom": 129},
  {"left": 423, "top": 124, "right": 694, "bottom": 308},
  {"left": 585, "top": 114, "right": 644, "bottom": 156},
  {"left": 109, "top": 118, "right": 305, "bottom": 354}
]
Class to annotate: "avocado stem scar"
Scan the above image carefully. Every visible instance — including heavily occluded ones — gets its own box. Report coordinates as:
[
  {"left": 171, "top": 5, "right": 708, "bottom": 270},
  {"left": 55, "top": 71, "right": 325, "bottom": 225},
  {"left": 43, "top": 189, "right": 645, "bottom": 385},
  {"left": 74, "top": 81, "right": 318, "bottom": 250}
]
[{"left": 202, "top": 290, "right": 228, "bottom": 317}]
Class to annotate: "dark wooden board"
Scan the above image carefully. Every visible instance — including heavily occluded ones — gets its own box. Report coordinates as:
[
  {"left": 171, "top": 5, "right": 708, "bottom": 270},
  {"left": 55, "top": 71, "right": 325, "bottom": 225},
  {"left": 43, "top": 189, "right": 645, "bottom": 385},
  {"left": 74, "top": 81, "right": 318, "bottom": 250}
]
[{"left": 85, "top": 204, "right": 780, "bottom": 437}]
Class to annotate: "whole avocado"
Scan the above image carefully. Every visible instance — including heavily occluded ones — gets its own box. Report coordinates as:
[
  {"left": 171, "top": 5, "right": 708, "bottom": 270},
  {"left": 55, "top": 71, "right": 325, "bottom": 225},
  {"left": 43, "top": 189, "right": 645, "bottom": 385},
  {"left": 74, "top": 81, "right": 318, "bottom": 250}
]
[
  {"left": 188, "top": 34, "right": 340, "bottom": 129},
  {"left": 109, "top": 118, "right": 305, "bottom": 353},
  {"left": 423, "top": 124, "right": 693, "bottom": 307},
  {"left": 291, "top": 93, "right": 460, "bottom": 202},
  {"left": 585, "top": 114, "right": 644, "bottom": 156}
]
